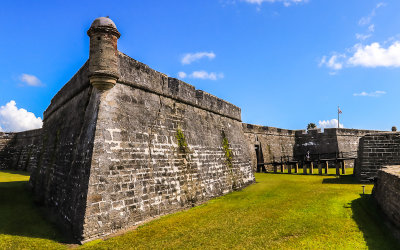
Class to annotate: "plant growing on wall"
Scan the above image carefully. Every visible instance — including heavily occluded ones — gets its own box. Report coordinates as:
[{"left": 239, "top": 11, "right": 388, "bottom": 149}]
[
  {"left": 222, "top": 131, "right": 233, "bottom": 168},
  {"left": 176, "top": 127, "right": 188, "bottom": 153}
]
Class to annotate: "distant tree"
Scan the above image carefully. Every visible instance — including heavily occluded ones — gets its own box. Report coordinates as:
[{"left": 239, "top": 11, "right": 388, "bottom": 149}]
[
  {"left": 392, "top": 126, "right": 397, "bottom": 132},
  {"left": 307, "top": 123, "right": 317, "bottom": 130}
]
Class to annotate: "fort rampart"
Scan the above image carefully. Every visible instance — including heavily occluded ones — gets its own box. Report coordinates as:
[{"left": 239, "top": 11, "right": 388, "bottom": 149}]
[
  {"left": 1, "top": 16, "right": 398, "bottom": 243},
  {"left": 355, "top": 132, "right": 400, "bottom": 181},
  {"left": 243, "top": 124, "right": 380, "bottom": 171},
  {"left": 0, "top": 129, "right": 42, "bottom": 171},
  {"left": 0, "top": 17, "right": 255, "bottom": 242},
  {"left": 373, "top": 166, "right": 400, "bottom": 238}
]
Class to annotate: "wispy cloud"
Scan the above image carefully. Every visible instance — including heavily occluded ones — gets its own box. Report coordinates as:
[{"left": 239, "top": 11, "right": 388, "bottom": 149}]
[
  {"left": 355, "top": 33, "right": 372, "bottom": 41},
  {"left": 358, "top": 2, "right": 386, "bottom": 26},
  {"left": 353, "top": 90, "right": 386, "bottom": 97},
  {"left": 181, "top": 52, "right": 216, "bottom": 65},
  {"left": 19, "top": 73, "right": 43, "bottom": 87},
  {"left": 242, "top": 0, "right": 308, "bottom": 7},
  {"left": 0, "top": 100, "right": 42, "bottom": 132},
  {"left": 318, "top": 119, "right": 344, "bottom": 129},
  {"left": 178, "top": 71, "right": 224, "bottom": 80},
  {"left": 319, "top": 54, "right": 345, "bottom": 70},
  {"left": 320, "top": 2, "right": 392, "bottom": 73},
  {"left": 177, "top": 72, "right": 187, "bottom": 79}
]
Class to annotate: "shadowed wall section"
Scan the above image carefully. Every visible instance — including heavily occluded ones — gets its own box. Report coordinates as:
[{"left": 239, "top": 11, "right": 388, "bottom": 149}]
[
  {"left": 373, "top": 166, "right": 400, "bottom": 239},
  {"left": 0, "top": 130, "right": 42, "bottom": 171}
]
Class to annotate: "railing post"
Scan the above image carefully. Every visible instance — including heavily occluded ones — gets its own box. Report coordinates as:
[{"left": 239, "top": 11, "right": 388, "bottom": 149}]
[
  {"left": 336, "top": 161, "right": 340, "bottom": 176},
  {"left": 341, "top": 160, "right": 346, "bottom": 175},
  {"left": 310, "top": 161, "right": 314, "bottom": 174},
  {"left": 318, "top": 162, "right": 322, "bottom": 175},
  {"left": 324, "top": 161, "right": 329, "bottom": 174},
  {"left": 303, "top": 162, "right": 307, "bottom": 175}
]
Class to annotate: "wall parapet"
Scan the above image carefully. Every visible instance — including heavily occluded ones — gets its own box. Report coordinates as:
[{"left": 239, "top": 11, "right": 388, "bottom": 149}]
[
  {"left": 43, "top": 61, "right": 90, "bottom": 121},
  {"left": 118, "top": 52, "right": 241, "bottom": 122},
  {"left": 242, "top": 123, "right": 301, "bottom": 136}
]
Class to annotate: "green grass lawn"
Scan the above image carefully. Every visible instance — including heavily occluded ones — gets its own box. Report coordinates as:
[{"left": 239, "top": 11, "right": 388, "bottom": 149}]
[{"left": 0, "top": 169, "right": 399, "bottom": 249}]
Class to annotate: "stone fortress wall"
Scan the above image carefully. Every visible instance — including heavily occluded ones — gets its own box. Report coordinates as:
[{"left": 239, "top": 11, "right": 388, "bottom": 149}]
[
  {"left": 242, "top": 123, "right": 297, "bottom": 171},
  {"left": 372, "top": 165, "right": 400, "bottom": 238},
  {"left": 243, "top": 124, "right": 381, "bottom": 171},
  {"left": 0, "top": 129, "right": 42, "bottom": 171},
  {"left": 1, "top": 17, "right": 255, "bottom": 242},
  {"left": 355, "top": 132, "right": 400, "bottom": 181},
  {"left": 1, "top": 16, "right": 400, "bottom": 243}
]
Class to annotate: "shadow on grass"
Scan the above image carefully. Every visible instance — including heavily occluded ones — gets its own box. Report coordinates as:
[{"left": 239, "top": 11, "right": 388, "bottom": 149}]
[
  {"left": 0, "top": 179, "right": 68, "bottom": 243},
  {"left": 351, "top": 194, "right": 400, "bottom": 249},
  {"left": 322, "top": 174, "right": 360, "bottom": 184}
]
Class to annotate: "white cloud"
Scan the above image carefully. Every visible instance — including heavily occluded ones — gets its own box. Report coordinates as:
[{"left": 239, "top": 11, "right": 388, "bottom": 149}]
[
  {"left": 242, "top": 0, "right": 308, "bottom": 7},
  {"left": 177, "top": 71, "right": 187, "bottom": 79},
  {"left": 20, "top": 73, "right": 43, "bottom": 87},
  {"left": 318, "top": 119, "right": 344, "bottom": 129},
  {"left": 353, "top": 90, "right": 386, "bottom": 97},
  {"left": 190, "top": 71, "right": 224, "bottom": 80},
  {"left": 181, "top": 52, "right": 216, "bottom": 65},
  {"left": 348, "top": 42, "right": 400, "bottom": 67},
  {"left": 0, "top": 100, "right": 42, "bottom": 132},
  {"left": 320, "top": 40, "right": 400, "bottom": 71}
]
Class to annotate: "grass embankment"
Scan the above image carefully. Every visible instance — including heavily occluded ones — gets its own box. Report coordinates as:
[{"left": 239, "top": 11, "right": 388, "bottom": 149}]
[
  {"left": 0, "top": 169, "right": 399, "bottom": 249},
  {"left": 0, "top": 170, "right": 66, "bottom": 249}
]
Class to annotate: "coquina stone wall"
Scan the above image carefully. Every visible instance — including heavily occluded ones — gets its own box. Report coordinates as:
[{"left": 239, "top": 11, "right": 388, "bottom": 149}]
[
  {"left": 355, "top": 132, "right": 400, "bottom": 181},
  {"left": 243, "top": 125, "right": 380, "bottom": 171},
  {"left": 24, "top": 17, "right": 254, "bottom": 242},
  {"left": 2, "top": 16, "right": 392, "bottom": 243},
  {"left": 373, "top": 166, "right": 400, "bottom": 234},
  {"left": 0, "top": 133, "right": 15, "bottom": 169},
  {"left": 79, "top": 52, "right": 254, "bottom": 241},
  {"left": 28, "top": 61, "right": 98, "bottom": 239},
  {"left": 0, "top": 130, "right": 42, "bottom": 171},
  {"left": 242, "top": 123, "right": 297, "bottom": 171}
]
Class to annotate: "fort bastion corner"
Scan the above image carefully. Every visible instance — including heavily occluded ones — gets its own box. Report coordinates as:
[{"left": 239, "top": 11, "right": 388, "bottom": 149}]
[{"left": 1, "top": 16, "right": 400, "bottom": 242}]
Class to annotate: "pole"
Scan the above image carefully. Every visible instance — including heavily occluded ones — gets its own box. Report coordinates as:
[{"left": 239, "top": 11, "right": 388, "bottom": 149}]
[{"left": 338, "top": 106, "right": 339, "bottom": 129}]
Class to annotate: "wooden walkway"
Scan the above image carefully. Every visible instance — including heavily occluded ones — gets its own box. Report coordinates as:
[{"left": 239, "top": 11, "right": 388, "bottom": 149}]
[{"left": 257, "top": 151, "right": 357, "bottom": 175}]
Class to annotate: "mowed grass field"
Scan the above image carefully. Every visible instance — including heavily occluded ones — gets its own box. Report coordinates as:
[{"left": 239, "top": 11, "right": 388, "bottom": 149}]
[{"left": 0, "top": 169, "right": 399, "bottom": 249}]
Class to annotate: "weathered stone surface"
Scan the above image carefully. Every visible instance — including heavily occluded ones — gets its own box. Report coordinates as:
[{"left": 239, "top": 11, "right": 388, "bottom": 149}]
[
  {"left": 243, "top": 124, "right": 380, "bottom": 171},
  {"left": 9, "top": 18, "right": 255, "bottom": 242},
  {"left": 355, "top": 132, "right": 400, "bottom": 181},
  {"left": 0, "top": 129, "right": 42, "bottom": 171},
  {"left": 242, "top": 123, "right": 298, "bottom": 171},
  {"left": 79, "top": 52, "right": 254, "bottom": 240},
  {"left": 373, "top": 166, "right": 400, "bottom": 235}
]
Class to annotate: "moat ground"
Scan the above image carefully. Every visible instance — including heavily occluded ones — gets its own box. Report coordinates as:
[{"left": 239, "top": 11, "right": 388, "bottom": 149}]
[{"left": 0, "top": 169, "right": 399, "bottom": 249}]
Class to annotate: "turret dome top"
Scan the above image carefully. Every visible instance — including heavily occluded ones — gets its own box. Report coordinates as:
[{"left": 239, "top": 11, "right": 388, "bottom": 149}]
[{"left": 90, "top": 17, "right": 117, "bottom": 29}]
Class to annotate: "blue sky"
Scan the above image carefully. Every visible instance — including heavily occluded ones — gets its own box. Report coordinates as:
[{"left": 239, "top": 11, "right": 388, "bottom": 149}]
[{"left": 1, "top": 0, "right": 400, "bottom": 132}]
